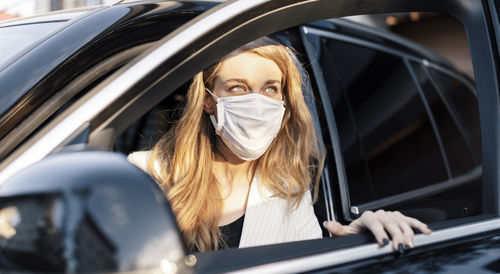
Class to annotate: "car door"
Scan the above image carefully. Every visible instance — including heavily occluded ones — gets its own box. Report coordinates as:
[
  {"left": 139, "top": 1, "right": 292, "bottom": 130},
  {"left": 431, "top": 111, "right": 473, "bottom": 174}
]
[{"left": 0, "top": 0, "right": 499, "bottom": 272}]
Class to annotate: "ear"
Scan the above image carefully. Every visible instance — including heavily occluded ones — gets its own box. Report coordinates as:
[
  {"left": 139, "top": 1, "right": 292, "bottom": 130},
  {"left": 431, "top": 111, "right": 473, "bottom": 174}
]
[{"left": 203, "top": 94, "right": 215, "bottom": 114}]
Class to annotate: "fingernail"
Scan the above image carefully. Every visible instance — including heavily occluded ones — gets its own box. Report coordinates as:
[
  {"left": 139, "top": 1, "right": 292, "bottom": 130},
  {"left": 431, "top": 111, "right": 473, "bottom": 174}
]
[
  {"left": 322, "top": 221, "right": 327, "bottom": 228},
  {"left": 382, "top": 238, "right": 390, "bottom": 246},
  {"left": 406, "top": 237, "right": 414, "bottom": 248},
  {"left": 398, "top": 243, "right": 404, "bottom": 254}
]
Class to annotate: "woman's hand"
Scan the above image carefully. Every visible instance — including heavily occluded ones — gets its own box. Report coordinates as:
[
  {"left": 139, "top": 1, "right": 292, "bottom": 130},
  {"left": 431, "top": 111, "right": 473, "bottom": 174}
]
[{"left": 323, "top": 210, "right": 432, "bottom": 252}]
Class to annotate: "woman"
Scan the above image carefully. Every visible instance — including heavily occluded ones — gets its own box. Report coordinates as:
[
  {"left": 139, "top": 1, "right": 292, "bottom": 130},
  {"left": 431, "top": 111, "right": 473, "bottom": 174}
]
[{"left": 128, "top": 37, "right": 432, "bottom": 252}]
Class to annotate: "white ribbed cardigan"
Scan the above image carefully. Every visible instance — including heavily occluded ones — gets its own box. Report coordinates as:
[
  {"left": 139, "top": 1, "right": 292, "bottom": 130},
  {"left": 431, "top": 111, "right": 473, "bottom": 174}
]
[{"left": 127, "top": 151, "right": 322, "bottom": 248}]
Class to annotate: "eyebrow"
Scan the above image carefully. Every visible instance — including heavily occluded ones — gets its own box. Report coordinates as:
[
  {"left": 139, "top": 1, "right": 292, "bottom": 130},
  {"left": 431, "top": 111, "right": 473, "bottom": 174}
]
[
  {"left": 264, "top": 80, "right": 281, "bottom": 85},
  {"left": 225, "top": 79, "right": 282, "bottom": 85},
  {"left": 225, "top": 78, "right": 250, "bottom": 85}
]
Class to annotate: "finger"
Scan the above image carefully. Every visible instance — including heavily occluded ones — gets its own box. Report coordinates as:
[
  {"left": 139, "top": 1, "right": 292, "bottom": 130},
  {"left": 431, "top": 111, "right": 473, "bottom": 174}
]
[
  {"left": 358, "top": 211, "right": 390, "bottom": 247},
  {"left": 364, "top": 220, "right": 391, "bottom": 247},
  {"left": 391, "top": 211, "right": 415, "bottom": 248},
  {"left": 402, "top": 214, "right": 433, "bottom": 235},
  {"left": 377, "top": 212, "right": 405, "bottom": 251},
  {"left": 323, "top": 221, "right": 352, "bottom": 236},
  {"left": 397, "top": 218, "right": 415, "bottom": 248}
]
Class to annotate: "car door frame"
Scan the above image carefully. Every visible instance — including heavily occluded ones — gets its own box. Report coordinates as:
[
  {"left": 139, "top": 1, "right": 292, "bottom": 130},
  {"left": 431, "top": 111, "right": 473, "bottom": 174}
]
[{"left": 0, "top": 0, "right": 499, "bottom": 272}]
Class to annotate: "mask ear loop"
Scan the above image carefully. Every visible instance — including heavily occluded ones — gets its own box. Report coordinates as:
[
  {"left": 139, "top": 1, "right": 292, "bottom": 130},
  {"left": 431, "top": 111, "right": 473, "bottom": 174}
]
[{"left": 206, "top": 88, "right": 224, "bottom": 133}]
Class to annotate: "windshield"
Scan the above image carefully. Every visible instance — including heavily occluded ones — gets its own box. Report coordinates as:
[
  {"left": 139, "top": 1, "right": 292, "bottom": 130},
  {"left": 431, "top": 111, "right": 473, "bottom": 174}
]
[{"left": 0, "top": 21, "right": 68, "bottom": 69}]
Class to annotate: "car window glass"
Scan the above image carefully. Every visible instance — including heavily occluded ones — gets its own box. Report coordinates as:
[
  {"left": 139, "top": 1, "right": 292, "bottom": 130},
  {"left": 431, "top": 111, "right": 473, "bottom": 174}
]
[
  {"left": 427, "top": 68, "right": 482, "bottom": 162},
  {"left": 316, "top": 38, "right": 448, "bottom": 204},
  {"left": 409, "top": 61, "right": 480, "bottom": 176},
  {"left": 302, "top": 12, "right": 483, "bottom": 223}
]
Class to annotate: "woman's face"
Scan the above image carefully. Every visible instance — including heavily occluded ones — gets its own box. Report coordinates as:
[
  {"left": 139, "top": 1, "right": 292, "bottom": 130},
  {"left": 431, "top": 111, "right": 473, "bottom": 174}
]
[
  {"left": 203, "top": 50, "right": 286, "bottom": 161},
  {"left": 211, "top": 51, "right": 283, "bottom": 101}
]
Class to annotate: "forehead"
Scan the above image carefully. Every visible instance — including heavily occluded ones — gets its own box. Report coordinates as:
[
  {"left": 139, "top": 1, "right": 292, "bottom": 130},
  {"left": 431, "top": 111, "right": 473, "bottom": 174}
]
[{"left": 216, "top": 51, "right": 282, "bottom": 82}]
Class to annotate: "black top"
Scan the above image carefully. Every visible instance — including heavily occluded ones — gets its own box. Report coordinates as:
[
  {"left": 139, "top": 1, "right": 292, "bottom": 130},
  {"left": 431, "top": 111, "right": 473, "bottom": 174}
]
[{"left": 219, "top": 214, "right": 245, "bottom": 249}]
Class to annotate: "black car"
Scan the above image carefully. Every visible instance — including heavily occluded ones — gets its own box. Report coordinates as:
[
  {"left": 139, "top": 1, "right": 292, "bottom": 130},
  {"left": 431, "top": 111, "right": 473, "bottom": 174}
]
[{"left": 0, "top": 0, "right": 498, "bottom": 273}]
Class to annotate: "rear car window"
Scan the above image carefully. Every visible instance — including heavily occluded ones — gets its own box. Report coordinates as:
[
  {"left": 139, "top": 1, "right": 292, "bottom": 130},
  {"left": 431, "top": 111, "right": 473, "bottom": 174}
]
[
  {"left": 302, "top": 18, "right": 482, "bottom": 222},
  {"left": 317, "top": 38, "right": 449, "bottom": 204}
]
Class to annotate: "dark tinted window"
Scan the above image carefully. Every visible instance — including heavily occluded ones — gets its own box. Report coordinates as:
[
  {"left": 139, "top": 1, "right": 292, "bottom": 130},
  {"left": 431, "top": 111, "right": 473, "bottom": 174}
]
[
  {"left": 409, "top": 61, "right": 480, "bottom": 176},
  {"left": 317, "top": 37, "right": 449, "bottom": 204},
  {"left": 428, "top": 68, "right": 482, "bottom": 163}
]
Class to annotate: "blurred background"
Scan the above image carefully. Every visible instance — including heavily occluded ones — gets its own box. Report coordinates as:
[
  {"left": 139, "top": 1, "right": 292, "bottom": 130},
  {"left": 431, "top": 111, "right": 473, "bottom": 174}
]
[
  {"left": 0, "top": 1, "right": 473, "bottom": 79},
  {"left": 348, "top": 13, "right": 474, "bottom": 79},
  {"left": 0, "top": 0, "right": 106, "bottom": 18}
]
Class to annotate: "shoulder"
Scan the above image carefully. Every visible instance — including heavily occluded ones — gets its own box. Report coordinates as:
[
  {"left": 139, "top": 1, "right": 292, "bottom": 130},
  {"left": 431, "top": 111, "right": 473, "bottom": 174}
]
[{"left": 127, "top": 150, "right": 153, "bottom": 172}]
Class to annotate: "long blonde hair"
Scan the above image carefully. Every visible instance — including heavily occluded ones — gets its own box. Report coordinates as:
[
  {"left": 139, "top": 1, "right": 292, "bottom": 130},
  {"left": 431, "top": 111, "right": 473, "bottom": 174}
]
[{"left": 148, "top": 37, "right": 324, "bottom": 252}]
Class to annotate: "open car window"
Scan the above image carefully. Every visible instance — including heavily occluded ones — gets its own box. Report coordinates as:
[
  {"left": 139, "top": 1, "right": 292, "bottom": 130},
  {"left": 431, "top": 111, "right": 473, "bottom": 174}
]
[{"left": 112, "top": 11, "right": 484, "bottom": 238}]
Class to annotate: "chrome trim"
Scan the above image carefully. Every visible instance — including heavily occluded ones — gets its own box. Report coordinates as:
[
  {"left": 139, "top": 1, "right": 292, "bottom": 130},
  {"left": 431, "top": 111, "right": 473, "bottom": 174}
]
[
  {"left": 320, "top": 167, "right": 334, "bottom": 237},
  {"left": 351, "top": 166, "right": 482, "bottom": 214},
  {"left": 0, "top": 0, "right": 271, "bottom": 184},
  {"left": 324, "top": 167, "right": 335, "bottom": 222},
  {"left": 231, "top": 217, "right": 500, "bottom": 273}
]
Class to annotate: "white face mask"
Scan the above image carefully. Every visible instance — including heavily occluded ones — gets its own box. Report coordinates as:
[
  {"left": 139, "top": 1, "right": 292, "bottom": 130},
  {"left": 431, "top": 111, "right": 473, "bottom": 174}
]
[{"left": 206, "top": 88, "right": 286, "bottom": 161}]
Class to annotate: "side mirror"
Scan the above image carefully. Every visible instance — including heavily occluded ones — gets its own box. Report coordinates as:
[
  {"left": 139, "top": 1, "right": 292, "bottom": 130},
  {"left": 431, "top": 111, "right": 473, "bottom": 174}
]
[{"left": 0, "top": 151, "right": 191, "bottom": 273}]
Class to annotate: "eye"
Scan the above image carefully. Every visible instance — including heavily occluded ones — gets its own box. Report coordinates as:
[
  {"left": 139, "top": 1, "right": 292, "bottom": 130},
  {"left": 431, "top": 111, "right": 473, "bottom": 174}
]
[
  {"left": 229, "top": 85, "right": 246, "bottom": 93},
  {"left": 264, "top": 86, "right": 278, "bottom": 93}
]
